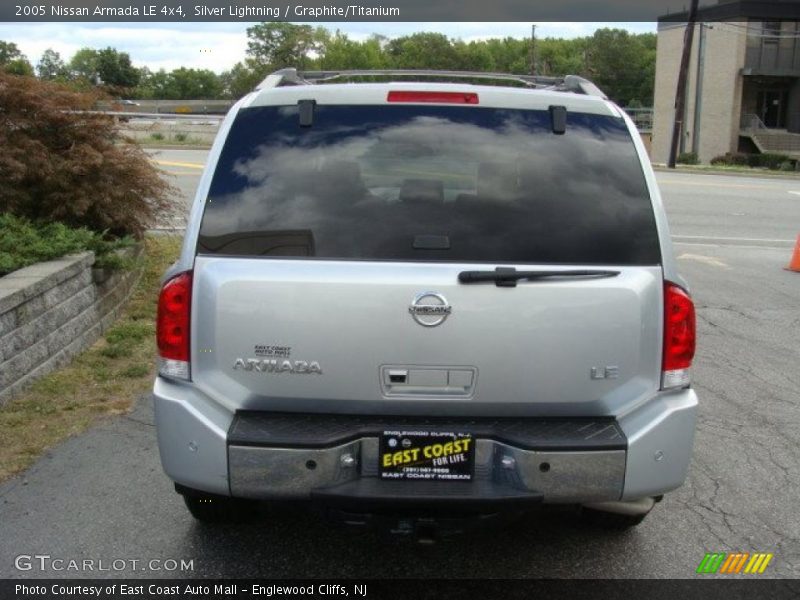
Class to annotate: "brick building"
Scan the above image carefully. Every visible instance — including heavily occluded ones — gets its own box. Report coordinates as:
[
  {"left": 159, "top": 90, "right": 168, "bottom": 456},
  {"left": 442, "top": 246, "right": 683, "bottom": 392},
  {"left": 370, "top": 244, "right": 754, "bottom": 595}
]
[{"left": 652, "top": 0, "right": 800, "bottom": 164}]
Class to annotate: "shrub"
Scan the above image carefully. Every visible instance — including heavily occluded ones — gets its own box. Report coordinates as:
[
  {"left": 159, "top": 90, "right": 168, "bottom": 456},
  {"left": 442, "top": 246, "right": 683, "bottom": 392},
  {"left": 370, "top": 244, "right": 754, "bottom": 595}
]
[
  {"left": 174, "top": 133, "right": 187, "bottom": 142},
  {"left": 0, "top": 214, "right": 134, "bottom": 277},
  {"left": 710, "top": 152, "right": 795, "bottom": 170},
  {"left": 710, "top": 152, "right": 749, "bottom": 166},
  {"left": 0, "top": 213, "right": 92, "bottom": 276},
  {"left": 758, "top": 153, "right": 793, "bottom": 170},
  {"left": 677, "top": 152, "right": 699, "bottom": 165},
  {"left": 0, "top": 72, "right": 176, "bottom": 237},
  {"left": 149, "top": 132, "right": 164, "bottom": 141}
]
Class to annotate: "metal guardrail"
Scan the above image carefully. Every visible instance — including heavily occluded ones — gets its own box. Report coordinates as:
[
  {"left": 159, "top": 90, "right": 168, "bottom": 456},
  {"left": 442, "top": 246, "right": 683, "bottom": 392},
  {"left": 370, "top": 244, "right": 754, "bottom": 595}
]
[{"left": 82, "top": 110, "right": 223, "bottom": 123}]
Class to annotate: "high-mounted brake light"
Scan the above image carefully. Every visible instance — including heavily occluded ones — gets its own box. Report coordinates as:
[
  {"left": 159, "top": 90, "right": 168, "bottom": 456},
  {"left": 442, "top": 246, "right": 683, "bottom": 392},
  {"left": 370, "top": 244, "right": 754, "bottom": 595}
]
[
  {"left": 157, "top": 271, "right": 192, "bottom": 380},
  {"left": 387, "top": 91, "right": 479, "bottom": 104},
  {"left": 662, "top": 282, "right": 696, "bottom": 389}
]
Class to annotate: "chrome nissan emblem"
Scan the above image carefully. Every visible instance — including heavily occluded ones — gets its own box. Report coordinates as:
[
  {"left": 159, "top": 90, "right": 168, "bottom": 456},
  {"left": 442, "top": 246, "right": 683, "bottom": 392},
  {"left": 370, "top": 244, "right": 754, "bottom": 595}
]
[{"left": 409, "top": 292, "right": 452, "bottom": 327}]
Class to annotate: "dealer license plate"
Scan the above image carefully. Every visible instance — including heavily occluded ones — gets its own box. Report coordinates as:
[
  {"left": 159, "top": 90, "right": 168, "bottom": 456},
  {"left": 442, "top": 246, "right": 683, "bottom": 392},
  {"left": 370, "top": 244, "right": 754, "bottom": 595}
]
[{"left": 379, "top": 430, "right": 475, "bottom": 481}]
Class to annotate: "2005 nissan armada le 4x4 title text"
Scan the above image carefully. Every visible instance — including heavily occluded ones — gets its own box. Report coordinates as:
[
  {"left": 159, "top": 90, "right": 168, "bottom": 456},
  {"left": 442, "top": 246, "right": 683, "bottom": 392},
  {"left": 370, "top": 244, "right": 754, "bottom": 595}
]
[{"left": 154, "top": 69, "right": 698, "bottom": 534}]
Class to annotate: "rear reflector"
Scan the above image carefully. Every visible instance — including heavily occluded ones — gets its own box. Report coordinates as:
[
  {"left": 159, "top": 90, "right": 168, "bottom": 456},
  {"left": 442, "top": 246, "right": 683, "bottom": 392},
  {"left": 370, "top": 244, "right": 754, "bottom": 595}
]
[
  {"left": 387, "top": 91, "right": 479, "bottom": 104},
  {"left": 662, "top": 282, "right": 696, "bottom": 389},
  {"left": 157, "top": 271, "right": 192, "bottom": 380}
]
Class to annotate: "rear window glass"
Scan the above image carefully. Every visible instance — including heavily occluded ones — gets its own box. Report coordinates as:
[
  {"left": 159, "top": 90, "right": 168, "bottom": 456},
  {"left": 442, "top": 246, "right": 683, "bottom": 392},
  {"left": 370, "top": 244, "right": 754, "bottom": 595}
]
[{"left": 197, "top": 104, "right": 660, "bottom": 265}]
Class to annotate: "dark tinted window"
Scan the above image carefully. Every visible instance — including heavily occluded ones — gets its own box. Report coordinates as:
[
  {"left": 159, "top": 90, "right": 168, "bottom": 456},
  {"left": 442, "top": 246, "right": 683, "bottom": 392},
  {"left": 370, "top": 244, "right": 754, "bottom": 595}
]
[{"left": 198, "top": 104, "right": 660, "bottom": 265}]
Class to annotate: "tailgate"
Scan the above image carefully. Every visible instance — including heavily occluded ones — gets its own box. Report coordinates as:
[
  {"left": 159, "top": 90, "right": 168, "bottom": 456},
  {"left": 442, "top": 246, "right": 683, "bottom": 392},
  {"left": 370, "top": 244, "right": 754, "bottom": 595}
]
[{"left": 191, "top": 257, "right": 662, "bottom": 416}]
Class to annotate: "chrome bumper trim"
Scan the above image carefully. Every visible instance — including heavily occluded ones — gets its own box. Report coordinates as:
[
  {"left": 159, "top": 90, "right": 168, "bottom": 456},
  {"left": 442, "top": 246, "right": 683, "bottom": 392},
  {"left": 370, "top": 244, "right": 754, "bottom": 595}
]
[{"left": 228, "top": 438, "right": 625, "bottom": 503}]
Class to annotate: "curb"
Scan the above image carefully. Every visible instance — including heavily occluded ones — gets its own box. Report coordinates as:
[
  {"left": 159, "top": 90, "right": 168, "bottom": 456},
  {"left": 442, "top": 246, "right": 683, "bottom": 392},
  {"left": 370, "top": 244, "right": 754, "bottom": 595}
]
[{"left": 653, "top": 166, "right": 800, "bottom": 181}]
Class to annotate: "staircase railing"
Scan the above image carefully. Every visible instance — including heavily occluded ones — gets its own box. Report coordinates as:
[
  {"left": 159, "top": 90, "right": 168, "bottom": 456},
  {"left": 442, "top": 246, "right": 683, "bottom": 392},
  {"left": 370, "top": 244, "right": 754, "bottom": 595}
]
[{"left": 740, "top": 113, "right": 767, "bottom": 131}]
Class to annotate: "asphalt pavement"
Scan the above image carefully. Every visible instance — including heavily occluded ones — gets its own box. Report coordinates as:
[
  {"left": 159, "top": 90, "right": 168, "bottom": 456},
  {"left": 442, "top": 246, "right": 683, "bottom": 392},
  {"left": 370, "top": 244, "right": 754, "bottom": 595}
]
[{"left": 1, "top": 151, "right": 799, "bottom": 579}]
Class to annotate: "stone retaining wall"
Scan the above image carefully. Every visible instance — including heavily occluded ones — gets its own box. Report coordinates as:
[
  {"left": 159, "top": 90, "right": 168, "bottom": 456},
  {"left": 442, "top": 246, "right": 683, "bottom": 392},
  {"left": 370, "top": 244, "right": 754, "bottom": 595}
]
[{"left": 0, "top": 249, "right": 142, "bottom": 405}]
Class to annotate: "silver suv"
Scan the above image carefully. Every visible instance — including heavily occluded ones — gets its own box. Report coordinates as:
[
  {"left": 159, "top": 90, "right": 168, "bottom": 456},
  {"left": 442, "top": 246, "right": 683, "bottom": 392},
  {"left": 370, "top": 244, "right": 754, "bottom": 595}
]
[{"left": 154, "top": 69, "right": 697, "bottom": 534}]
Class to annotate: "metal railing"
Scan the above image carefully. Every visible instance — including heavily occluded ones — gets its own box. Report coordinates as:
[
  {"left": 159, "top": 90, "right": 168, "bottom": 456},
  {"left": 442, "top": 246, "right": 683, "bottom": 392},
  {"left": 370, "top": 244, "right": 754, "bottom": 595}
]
[
  {"left": 741, "top": 113, "right": 768, "bottom": 131},
  {"left": 80, "top": 110, "right": 223, "bottom": 123},
  {"left": 623, "top": 108, "right": 653, "bottom": 132}
]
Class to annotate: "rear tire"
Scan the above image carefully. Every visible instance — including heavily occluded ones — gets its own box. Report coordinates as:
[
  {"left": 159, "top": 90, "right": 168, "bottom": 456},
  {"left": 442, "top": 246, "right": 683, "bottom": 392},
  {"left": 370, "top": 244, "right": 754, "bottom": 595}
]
[
  {"left": 580, "top": 506, "right": 648, "bottom": 530},
  {"left": 182, "top": 493, "right": 258, "bottom": 523}
]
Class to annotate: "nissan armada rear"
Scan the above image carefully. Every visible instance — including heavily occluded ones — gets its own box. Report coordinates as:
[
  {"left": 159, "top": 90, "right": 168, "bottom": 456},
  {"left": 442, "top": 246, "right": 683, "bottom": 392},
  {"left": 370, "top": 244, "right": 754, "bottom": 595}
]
[{"left": 154, "top": 69, "right": 698, "bottom": 533}]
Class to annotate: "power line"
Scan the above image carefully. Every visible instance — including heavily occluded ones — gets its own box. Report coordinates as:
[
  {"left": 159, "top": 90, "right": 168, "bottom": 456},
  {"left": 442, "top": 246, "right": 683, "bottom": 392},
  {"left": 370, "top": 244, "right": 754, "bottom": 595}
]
[{"left": 713, "top": 21, "right": 800, "bottom": 40}]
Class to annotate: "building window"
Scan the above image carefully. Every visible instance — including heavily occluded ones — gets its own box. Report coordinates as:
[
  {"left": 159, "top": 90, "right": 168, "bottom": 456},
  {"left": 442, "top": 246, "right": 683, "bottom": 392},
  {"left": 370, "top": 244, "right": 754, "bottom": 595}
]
[{"left": 762, "top": 21, "right": 781, "bottom": 44}]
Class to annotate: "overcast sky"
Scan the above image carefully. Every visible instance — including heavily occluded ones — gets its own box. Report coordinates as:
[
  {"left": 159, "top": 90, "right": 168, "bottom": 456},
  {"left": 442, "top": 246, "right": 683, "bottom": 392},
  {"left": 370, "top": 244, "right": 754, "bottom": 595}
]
[{"left": 0, "top": 22, "right": 656, "bottom": 74}]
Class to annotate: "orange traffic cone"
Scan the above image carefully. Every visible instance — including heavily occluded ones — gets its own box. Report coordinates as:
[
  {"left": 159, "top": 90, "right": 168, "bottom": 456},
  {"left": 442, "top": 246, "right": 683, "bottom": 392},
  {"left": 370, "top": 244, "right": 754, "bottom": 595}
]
[{"left": 787, "top": 235, "right": 800, "bottom": 272}]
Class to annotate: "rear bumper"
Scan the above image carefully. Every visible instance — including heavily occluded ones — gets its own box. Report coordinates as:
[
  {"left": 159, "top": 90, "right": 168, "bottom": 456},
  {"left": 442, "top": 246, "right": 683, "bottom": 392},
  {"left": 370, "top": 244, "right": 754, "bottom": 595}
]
[
  {"left": 153, "top": 378, "right": 697, "bottom": 506},
  {"left": 228, "top": 435, "right": 625, "bottom": 506}
]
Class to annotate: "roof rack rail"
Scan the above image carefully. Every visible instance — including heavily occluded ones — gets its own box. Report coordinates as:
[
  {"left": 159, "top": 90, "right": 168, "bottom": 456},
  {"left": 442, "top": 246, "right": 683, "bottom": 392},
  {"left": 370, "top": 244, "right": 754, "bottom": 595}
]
[{"left": 255, "top": 68, "right": 607, "bottom": 99}]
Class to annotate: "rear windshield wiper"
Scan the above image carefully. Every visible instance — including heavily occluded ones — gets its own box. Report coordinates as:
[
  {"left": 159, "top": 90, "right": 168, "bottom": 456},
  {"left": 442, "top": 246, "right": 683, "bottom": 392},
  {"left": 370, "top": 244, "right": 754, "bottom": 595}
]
[{"left": 458, "top": 267, "right": 620, "bottom": 287}]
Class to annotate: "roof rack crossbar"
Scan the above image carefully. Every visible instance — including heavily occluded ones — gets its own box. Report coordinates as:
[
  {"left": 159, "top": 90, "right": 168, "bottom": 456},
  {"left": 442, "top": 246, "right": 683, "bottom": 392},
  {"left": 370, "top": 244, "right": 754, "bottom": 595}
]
[
  {"left": 301, "top": 69, "right": 561, "bottom": 87},
  {"left": 255, "top": 68, "right": 607, "bottom": 99}
]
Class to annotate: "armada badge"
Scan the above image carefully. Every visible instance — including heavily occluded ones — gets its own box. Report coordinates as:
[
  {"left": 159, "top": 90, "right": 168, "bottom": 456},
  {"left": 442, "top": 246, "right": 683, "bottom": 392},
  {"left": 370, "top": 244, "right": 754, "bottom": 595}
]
[{"left": 233, "top": 358, "right": 322, "bottom": 374}]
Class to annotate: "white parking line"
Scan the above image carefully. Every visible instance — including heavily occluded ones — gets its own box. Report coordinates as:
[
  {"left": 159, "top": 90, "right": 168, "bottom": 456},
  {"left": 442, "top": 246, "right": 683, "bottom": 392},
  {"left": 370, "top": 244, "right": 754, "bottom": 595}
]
[
  {"left": 674, "top": 234, "right": 795, "bottom": 244},
  {"left": 677, "top": 253, "right": 730, "bottom": 269},
  {"left": 660, "top": 179, "right": 782, "bottom": 190}
]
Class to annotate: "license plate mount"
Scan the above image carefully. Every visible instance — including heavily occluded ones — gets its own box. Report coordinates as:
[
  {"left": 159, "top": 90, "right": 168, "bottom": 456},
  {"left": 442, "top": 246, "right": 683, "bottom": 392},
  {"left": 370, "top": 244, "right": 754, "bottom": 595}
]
[{"left": 378, "top": 430, "right": 475, "bottom": 482}]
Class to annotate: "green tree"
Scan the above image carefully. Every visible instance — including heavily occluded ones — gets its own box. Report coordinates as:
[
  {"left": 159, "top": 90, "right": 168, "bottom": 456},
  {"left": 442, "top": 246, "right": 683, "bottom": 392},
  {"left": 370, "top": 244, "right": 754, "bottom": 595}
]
[
  {"left": 96, "top": 47, "right": 139, "bottom": 88},
  {"left": 385, "top": 33, "right": 460, "bottom": 69},
  {"left": 482, "top": 38, "right": 529, "bottom": 73},
  {"left": 162, "top": 68, "right": 222, "bottom": 99},
  {"left": 452, "top": 40, "right": 495, "bottom": 72},
  {"left": 317, "top": 30, "right": 386, "bottom": 70},
  {"left": 0, "top": 40, "right": 34, "bottom": 76},
  {"left": 536, "top": 37, "right": 586, "bottom": 77},
  {"left": 219, "top": 61, "right": 262, "bottom": 99},
  {"left": 135, "top": 67, "right": 169, "bottom": 99},
  {"left": 584, "top": 28, "right": 654, "bottom": 106},
  {"left": 245, "top": 22, "right": 322, "bottom": 70},
  {"left": 72, "top": 25, "right": 656, "bottom": 106},
  {"left": 37, "top": 48, "right": 68, "bottom": 81},
  {"left": 68, "top": 47, "right": 100, "bottom": 84},
  {"left": 68, "top": 47, "right": 139, "bottom": 89}
]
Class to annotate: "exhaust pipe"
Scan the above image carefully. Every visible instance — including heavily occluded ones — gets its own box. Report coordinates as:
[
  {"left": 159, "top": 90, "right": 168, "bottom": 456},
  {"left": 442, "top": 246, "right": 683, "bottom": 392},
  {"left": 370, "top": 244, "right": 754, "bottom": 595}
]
[{"left": 582, "top": 496, "right": 656, "bottom": 516}]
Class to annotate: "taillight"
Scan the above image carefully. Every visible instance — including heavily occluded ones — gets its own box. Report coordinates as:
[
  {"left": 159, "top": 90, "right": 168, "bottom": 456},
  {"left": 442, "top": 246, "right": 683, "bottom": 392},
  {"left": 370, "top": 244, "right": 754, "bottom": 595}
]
[
  {"left": 387, "top": 91, "right": 479, "bottom": 104},
  {"left": 662, "top": 282, "right": 696, "bottom": 389},
  {"left": 157, "top": 271, "right": 192, "bottom": 380}
]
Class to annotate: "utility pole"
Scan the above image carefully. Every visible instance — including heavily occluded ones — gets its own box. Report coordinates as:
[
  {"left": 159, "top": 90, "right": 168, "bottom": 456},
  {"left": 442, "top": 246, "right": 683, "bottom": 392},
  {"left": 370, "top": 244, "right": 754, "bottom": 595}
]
[
  {"left": 668, "top": 0, "right": 700, "bottom": 168},
  {"left": 692, "top": 23, "right": 710, "bottom": 156},
  {"left": 530, "top": 24, "right": 537, "bottom": 76}
]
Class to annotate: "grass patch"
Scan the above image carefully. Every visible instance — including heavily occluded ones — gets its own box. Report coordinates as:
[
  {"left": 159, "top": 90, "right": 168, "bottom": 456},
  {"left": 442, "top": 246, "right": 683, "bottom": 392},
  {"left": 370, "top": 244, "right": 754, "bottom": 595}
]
[
  {"left": 106, "top": 321, "right": 154, "bottom": 344},
  {"left": 0, "top": 234, "right": 182, "bottom": 483},
  {"left": 120, "top": 364, "right": 150, "bottom": 379}
]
